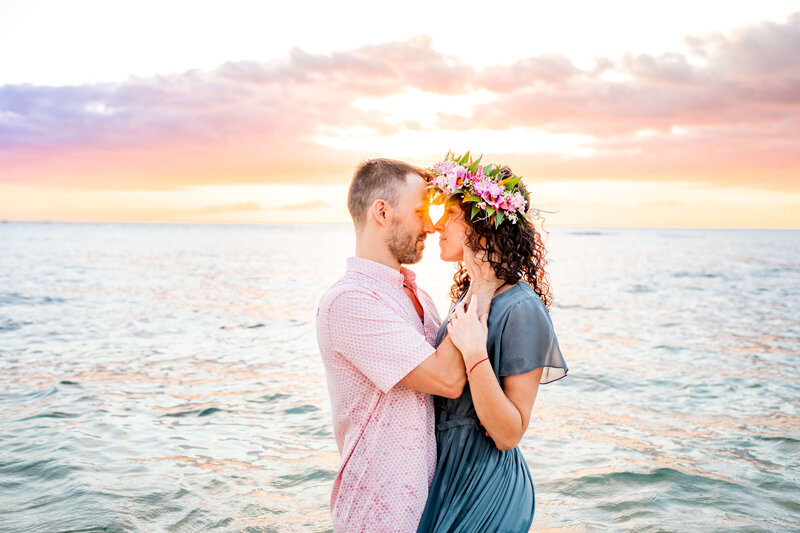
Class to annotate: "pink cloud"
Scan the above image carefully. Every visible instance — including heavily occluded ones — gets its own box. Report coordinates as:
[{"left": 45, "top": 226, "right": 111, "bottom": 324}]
[
  {"left": 0, "top": 14, "right": 798, "bottom": 193},
  {"left": 477, "top": 54, "right": 580, "bottom": 91}
]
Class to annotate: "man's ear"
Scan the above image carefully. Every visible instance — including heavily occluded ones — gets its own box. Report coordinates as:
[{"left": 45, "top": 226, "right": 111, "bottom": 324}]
[{"left": 370, "top": 199, "right": 390, "bottom": 227}]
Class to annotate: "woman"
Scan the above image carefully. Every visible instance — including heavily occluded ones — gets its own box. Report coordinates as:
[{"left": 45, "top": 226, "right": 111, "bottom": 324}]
[{"left": 417, "top": 153, "right": 568, "bottom": 532}]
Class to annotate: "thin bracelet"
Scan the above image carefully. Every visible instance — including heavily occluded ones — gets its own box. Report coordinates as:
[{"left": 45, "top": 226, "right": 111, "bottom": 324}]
[{"left": 468, "top": 357, "right": 489, "bottom": 377}]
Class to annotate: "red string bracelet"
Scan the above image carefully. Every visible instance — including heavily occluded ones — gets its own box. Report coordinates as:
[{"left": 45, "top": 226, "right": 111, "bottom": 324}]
[{"left": 468, "top": 357, "right": 489, "bottom": 376}]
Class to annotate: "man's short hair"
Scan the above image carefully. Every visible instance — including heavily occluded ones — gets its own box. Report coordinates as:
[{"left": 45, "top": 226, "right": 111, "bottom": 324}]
[{"left": 347, "top": 158, "right": 426, "bottom": 226}]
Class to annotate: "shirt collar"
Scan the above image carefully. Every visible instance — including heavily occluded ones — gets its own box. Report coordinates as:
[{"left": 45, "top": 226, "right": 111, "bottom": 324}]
[{"left": 346, "top": 256, "right": 417, "bottom": 291}]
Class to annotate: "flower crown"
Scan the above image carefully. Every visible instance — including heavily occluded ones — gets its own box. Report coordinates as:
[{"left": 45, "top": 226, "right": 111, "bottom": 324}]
[{"left": 425, "top": 151, "right": 536, "bottom": 228}]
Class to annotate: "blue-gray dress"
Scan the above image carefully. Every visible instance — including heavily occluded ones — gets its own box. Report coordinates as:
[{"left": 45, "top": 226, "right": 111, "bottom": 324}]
[{"left": 417, "top": 281, "right": 568, "bottom": 533}]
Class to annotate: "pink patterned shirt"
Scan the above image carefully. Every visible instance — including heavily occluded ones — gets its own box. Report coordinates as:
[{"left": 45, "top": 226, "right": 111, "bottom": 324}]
[{"left": 316, "top": 256, "right": 442, "bottom": 532}]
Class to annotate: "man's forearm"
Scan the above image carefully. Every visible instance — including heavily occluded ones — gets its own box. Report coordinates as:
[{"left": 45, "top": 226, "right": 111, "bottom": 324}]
[{"left": 433, "top": 334, "right": 467, "bottom": 392}]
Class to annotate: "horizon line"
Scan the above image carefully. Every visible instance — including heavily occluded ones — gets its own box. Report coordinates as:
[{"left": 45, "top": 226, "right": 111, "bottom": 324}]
[{"left": 1, "top": 219, "right": 798, "bottom": 231}]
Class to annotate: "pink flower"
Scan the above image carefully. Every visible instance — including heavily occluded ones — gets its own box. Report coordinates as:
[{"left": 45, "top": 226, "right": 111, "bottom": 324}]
[
  {"left": 432, "top": 160, "right": 455, "bottom": 174},
  {"left": 434, "top": 175, "right": 452, "bottom": 194},
  {"left": 510, "top": 192, "right": 527, "bottom": 210},
  {"left": 453, "top": 165, "right": 470, "bottom": 187},
  {"left": 446, "top": 172, "right": 458, "bottom": 191}
]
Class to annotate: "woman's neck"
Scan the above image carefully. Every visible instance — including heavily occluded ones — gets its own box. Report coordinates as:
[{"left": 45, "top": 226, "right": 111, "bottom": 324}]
[{"left": 493, "top": 282, "right": 514, "bottom": 297}]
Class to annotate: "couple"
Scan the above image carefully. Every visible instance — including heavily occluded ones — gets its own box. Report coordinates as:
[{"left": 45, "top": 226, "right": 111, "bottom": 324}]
[{"left": 316, "top": 153, "right": 568, "bottom": 532}]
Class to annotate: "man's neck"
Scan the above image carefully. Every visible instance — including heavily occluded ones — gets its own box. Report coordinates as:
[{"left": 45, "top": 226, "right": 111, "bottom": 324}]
[{"left": 354, "top": 239, "right": 401, "bottom": 271}]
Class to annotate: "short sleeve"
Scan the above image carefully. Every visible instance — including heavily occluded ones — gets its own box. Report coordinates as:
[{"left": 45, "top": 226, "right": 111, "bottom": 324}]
[
  {"left": 498, "top": 295, "right": 568, "bottom": 384},
  {"left": 326, "top": 290, "right": 436, "bottom": 393}
]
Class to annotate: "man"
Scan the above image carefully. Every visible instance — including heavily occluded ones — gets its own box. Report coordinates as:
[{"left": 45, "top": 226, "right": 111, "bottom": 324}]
[{"left": 316, "top": 158, "right": 494, "bottom": 532}]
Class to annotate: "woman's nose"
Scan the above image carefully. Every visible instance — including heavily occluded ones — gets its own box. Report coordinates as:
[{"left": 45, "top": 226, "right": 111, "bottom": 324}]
[{"left": 433, "top": 215, "right": 446, "bottom": 233}]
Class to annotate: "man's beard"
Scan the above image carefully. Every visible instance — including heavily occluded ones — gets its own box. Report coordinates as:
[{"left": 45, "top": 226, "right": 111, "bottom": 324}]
[{"left": 387, "top": 221, "right": 426, "bottom": 264}]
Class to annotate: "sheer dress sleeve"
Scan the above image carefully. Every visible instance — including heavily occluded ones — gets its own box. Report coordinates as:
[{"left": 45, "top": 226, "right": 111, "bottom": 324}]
[{"left": 498, "top": 294, "right": 568, "bottom": 384}]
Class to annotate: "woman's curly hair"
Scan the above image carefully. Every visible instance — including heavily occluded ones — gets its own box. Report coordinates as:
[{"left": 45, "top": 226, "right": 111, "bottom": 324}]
[{"left": 449, "top": 166, "right": 553, "bottom": 309}]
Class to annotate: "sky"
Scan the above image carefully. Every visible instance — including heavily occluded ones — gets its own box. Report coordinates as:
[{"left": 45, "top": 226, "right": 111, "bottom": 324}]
[{"left": 1, "top": 0, "right": 799, "bottom": 228}]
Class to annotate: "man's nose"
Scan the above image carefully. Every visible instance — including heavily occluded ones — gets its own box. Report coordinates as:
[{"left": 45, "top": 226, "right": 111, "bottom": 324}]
[{"left": 423, "top": 212, "right": 435, "bottom": 234}]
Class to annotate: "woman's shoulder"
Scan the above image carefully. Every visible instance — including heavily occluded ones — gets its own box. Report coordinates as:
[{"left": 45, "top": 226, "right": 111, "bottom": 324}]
[
  {"left": 493, "top": 281, "right": 548, "bottom": 315},
  {"left": 490, "top": 281, "right": 554, "bottom": 335}
]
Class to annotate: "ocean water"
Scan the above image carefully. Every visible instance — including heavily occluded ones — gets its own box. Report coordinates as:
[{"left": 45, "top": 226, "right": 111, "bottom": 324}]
[{"left": 0, "top": 222, "right": 798, "bottom": 532}]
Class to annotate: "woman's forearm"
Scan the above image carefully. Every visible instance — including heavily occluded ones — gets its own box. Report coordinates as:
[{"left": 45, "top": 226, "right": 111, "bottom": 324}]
[
  {"left": 454, "top": 284, "right": 524, "bottom": 449},
  {"left": 447, "top": 285, "right": 528, "bottom": 449},
  {"left": 468, "top": 363, "right": 525, "bottom": 450}
]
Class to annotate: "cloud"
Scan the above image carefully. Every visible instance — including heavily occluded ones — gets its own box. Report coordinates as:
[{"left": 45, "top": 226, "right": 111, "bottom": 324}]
[
  {"left": 438, "top": 12, "right": 800, "bottom": 190},
  {"left": 0, "top": 35, "right": 467, "bottom": 149},
  {"left": 190, "top": 201, "right": 263, "bottom": 214},
  {"left": 0, "top": 14, "right": 799, "bottom": 193},
  {"left": 476, "top": 54, "right": 580, "bottom": 91},
  {"left": 447, "top": 15, "right": 800, "bottom": 136},
  {"left": 639, "top": 199, "right": 684, "bottom": 207},
  {"left": 275, "top": 200, "right": 331, "bottom": 210},
  {"left": 0, "top": 35, "right": 475, "bottom": 190}
]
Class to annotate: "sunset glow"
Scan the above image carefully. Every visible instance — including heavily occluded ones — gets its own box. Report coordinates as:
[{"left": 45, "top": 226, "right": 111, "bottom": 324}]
[{"left": 1, "top": 1, "right": 798, "bottom": 228}]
